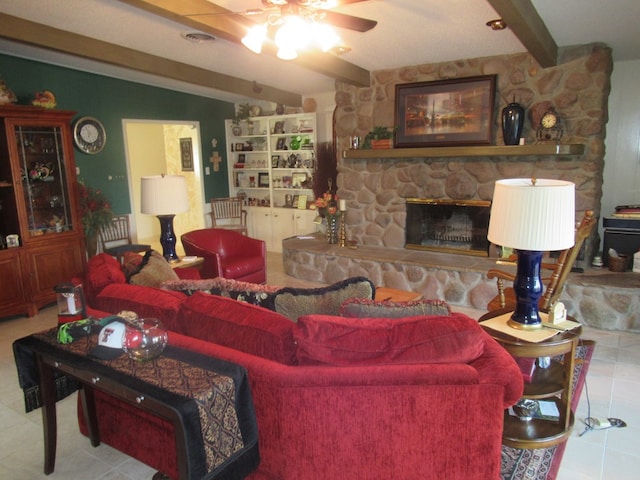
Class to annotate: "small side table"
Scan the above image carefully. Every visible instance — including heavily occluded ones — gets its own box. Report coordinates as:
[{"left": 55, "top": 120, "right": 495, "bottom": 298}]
[
  {"left": 479, "top": 308, "right": 582, "bottom": 449},
  {"left": 171, "top": 256, "right": 204, "bottom": 270},
  {"left": 374, "top": 287, "right": 423, "bottom": 302}
]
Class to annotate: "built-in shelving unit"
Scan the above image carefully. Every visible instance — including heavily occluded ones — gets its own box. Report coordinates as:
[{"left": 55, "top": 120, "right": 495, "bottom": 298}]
[{"left": 342, "top": 144, "right": 585, "bottom": 159}]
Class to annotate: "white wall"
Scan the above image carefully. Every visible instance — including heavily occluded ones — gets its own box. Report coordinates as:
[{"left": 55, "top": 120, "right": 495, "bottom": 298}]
[{"left": 601, "top": 59, "right": 640, "bottom": 247}]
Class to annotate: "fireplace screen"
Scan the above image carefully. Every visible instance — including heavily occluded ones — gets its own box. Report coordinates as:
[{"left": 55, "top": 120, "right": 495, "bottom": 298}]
[{"left": 405, "top": 198, "right": 491, "bottom": 256}]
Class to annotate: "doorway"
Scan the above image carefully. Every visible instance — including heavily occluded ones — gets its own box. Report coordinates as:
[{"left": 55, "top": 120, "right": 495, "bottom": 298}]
[{"left": 123, "top": 120, "right": 205, "bottom": 256}]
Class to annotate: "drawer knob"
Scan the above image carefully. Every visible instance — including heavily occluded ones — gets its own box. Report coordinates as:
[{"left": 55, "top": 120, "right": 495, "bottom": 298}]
[
  {"left": 136, "top": 396, "right": 144, "bottom": 404},
  {"left": 54, "top": 361, "right": 61, "bottom": 368},
  {"left": 92, "top": 377, "right": 100, "bottom": 384}
]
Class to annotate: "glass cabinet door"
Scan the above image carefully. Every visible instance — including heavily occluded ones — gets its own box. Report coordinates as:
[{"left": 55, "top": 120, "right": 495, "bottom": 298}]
[{"left": 15, "top": 125, "right": 75, "bottom": 238}]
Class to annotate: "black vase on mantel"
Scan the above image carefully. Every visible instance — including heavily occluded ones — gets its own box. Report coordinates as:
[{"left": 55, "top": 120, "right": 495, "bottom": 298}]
[{"left": 501, "top": 99, "right": 525, "bottom": 145}]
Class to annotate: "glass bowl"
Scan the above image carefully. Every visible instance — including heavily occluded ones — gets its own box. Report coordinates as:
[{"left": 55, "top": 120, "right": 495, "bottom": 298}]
[{"left": 122, "top": 318, "right": 168, "bottom": 362}]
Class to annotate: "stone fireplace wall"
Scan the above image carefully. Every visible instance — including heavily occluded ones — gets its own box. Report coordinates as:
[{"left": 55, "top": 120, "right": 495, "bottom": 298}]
[{"left": 333, "top": 44, "right": 612, "bottom": 262}]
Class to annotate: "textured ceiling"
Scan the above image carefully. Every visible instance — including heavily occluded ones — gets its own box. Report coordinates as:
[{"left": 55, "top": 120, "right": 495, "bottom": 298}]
[{"left": 0, "top": 0, "right": 637, "bottom": 103}]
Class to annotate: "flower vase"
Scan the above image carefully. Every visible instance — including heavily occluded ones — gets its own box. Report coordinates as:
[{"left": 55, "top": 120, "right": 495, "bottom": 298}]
[
  {"left": 327, "top": 216, "right": 339, "bottom": 244},
  {"left": 85, "top": 232, "right": 98, "bottom": 258},
  {"left": 502, "top": 99, "right": 524, "bottom": 145}
]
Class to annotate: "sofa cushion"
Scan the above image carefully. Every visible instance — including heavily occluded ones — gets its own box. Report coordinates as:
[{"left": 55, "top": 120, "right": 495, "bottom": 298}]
[
  {"left": 93, "top": 283, "right": 187, "bottom": 333},
  {"left": 294, "top": 312, "right": 485, "bottom": 367},
  {"left": 181, "top": 292, "right": 297, "bottom": 365},
  {"left": 340, "top": 297, "right": 451, "bottom": 318},
  {"left": 128, "top": 250, "right": 179, "bottom": 287},
  {"left": 83, "top": 253, "right": 126, "bottom": 303},
  {"left": 161, "top": 277, "right": 279, "bottom": 308},
  {"left": 272, "top": 277, "right": 375, "bottom": 321},
  {"left": 122, "top": 251, "right": 144, "bottom": 277}
]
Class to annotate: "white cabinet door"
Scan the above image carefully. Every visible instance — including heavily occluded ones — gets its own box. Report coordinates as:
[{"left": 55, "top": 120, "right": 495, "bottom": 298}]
[
  {"left": 293, "top": 209, "right": 317, "bottom": 235},
  {"left": 271, "top": 208, "right": 296, "bottom": 253}
]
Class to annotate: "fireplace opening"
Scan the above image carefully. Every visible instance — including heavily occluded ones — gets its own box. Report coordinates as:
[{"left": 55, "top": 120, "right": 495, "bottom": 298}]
[{"left": 405, "top": 198, "right": 491, "bottom": 256}]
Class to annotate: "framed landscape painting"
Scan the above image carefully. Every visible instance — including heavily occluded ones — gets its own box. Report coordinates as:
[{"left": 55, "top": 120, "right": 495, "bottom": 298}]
[{"left": 394, "top": 75, "right": 496, "bottom": 148}]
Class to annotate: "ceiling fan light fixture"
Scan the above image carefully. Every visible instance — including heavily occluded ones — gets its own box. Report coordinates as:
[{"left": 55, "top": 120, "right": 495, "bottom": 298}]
[
  {"left": 312, "top": 22, "right": 340, "bottom": 52},
  {"left": 277, "top": 46, "right": 298, "bottom": 60},
  {"left": 242, "top": 24, "right": 268, "bottom": 54}
]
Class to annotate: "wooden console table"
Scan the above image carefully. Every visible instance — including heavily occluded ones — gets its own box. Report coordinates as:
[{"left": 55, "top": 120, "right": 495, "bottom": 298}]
[{"left": 14, "top": 328, "right": 259, "bottom": 479}]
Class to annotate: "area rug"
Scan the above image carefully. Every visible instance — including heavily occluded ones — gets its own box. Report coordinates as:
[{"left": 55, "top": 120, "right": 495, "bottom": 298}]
[{"left": 500, "top": 340, "right": 595, "bottom": 480}]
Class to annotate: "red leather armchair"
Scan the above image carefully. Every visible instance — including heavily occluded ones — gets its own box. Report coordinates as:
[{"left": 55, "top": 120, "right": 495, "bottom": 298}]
[{"left": 181, "top": 228, "right": 266, "bottom": 283}]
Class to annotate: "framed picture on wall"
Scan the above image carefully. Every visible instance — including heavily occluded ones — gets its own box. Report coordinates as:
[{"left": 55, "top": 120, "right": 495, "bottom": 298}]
[
  {"left": 180, "top": 137, "right": 194, "bottom": 171},
  {"left": 394, "top": 74, "right": 496, "bottom": 148}
]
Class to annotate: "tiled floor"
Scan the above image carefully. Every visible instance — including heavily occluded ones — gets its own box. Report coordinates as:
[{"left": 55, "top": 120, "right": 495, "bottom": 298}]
[{"left": 0, "top": 252, "right": 638, "bottom": 479}]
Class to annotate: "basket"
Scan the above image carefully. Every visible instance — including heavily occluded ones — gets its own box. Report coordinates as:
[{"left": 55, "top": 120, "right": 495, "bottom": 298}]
[{"left": 608, "top": 254, "right": 629, "bottom": 272}]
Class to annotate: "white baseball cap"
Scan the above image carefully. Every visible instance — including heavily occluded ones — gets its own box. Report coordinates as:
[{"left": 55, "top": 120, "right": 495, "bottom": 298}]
[{"left": 90, "top": 321, "right": 126, "bottom": 360}]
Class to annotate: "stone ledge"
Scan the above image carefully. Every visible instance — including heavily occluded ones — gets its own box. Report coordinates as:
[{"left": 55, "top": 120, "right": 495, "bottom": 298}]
[{"left": 282, "top": 235, "right": 640, "bottom": 333}]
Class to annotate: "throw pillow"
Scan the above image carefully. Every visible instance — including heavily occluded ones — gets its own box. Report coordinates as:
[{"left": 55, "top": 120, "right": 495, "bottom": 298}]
[
  {"left": 161, "top": 277, "right": 280, "bottom": 308},
  {"left": 128, "top": 250, "right": 179, "bottom": 288},
  {"left": 340, "top": 297, "right": 451, "bottom": 318},
  {"left": 122, "top": 251, "right": 144, "bottom": 277},
  {"left": 83, "top": 253, "right": 126, "bottom": 302},
  {"left": 294, "top": 312, "right": 485, "bottom": 367},
  {"left": 272, "top": 277, "right": 375, "bottom": 321}
]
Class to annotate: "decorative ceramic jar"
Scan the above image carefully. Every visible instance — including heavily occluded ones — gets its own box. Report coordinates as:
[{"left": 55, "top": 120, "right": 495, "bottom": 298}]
[
  {"left": 327, "top": 216, "right": 339, "bottom": 244},
  {"left": 501, "top": 99, "right": 525, "bottom": 145}
]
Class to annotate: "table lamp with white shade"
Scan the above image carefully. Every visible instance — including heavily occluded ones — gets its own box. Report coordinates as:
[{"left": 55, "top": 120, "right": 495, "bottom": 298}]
[
  {"left": 140, "top": 174, "right": 189, "bottom": 263},
  {"left": 487, "top": 178, "right": 575, "bottom": 329}
]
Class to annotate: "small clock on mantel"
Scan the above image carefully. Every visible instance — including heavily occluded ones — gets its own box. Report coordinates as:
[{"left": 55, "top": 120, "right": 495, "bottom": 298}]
[
  {"left": 73, "top": 116, "right": 106, "bottom": 154},
  {"left": 536, "top": 107, "right": 563, "bottom": 143}
]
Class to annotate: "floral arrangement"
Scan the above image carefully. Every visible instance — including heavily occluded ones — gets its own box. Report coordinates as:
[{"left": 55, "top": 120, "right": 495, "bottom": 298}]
[
  {"left": 78, "top": 181, "right": 113, "bottom": 238},
  {"left": 315, "top": 179, "right": 341, "bottom": 220}
]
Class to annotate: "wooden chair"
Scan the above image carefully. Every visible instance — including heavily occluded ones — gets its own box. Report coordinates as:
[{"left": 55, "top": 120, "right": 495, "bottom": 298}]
[
  {"left": 209, "top": 197, "right": 248, "bottom": 235},
  {"left": 99, "top": 215, "right": 150, "bottom": 263},
  {"left": 487, "top": 210, "right": 597, "bottom": 311}
]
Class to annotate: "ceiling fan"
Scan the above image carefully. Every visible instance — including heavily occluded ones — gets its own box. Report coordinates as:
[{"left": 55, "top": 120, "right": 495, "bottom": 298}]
[
  {"left": 239, "top": 0, "right": 377, "bottom": 59},
  {"left": 251, "top": 0, "right": 378, "bottom": 33}
]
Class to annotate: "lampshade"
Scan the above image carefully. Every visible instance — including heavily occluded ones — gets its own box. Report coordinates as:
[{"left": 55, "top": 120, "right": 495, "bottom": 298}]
[
  {"left": 488, "top": 178, "right": 575, "bottom": 251},
  {"left": 140, "top": 175, "right": 189, "bottom": 216}
]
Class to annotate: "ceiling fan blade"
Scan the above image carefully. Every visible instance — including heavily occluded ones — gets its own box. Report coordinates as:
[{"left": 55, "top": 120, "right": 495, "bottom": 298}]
[{"left": 317, "top": 10, "right": 377, "bottom": 32}]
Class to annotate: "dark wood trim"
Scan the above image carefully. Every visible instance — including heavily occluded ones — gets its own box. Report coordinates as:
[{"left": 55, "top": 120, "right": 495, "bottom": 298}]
[{"left": 487, "top": 0, "right": 558, "bottom": 68}]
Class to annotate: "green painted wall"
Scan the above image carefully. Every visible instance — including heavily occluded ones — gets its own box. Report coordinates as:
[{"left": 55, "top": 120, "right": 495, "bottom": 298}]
[{"left": 0, "top": 54, "right": 234, "bottom": 213}]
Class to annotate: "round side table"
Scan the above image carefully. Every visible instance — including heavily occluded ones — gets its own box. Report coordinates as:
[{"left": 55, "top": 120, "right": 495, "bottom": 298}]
[{"left": 479, "top": 308, "right": 582, "bottom": 449}]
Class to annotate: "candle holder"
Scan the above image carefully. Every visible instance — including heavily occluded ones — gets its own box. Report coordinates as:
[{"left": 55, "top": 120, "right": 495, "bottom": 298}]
[{"left": 339, "top": 215, "right": 347, "bottom": 247}]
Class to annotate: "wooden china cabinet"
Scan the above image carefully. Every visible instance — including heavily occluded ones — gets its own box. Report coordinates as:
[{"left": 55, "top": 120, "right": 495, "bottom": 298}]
[{"left": 0, "top": 105, "right": 85, "bottom": 318}]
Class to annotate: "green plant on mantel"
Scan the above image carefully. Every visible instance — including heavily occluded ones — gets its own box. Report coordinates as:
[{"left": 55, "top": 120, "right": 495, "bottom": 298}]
[
  {"left": 233, "top": 103, "right": 252, "bottom": 125},
  {"left": 362, "top": 126, "right": 395, "bottom": 149}
]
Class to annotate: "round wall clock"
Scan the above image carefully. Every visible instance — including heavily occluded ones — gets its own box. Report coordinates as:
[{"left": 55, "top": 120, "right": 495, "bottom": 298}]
[{"left": 73, "top": 116, "right": 106, "bottom": 154}]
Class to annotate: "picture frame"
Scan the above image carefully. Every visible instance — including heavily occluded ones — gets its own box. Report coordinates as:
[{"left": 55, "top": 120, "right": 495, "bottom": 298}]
[
  {"left": 276, "top": 137, "right": 286, "bottom": 150},
  {"left": 394, "top": 74, "right": 496, "bottom": 148},
  {"left": 291, "top": 172, "right": 307, "bottom": 188},
  {"left": 273, "top": 121, "right": 285, "bottom": 134},
  {"left": 179, "top": 137, "right": 194, "bottom": 171},
  {"left": 238, "top": 153, "right": 246, "bottom": 163},
  {"left": 271, "top": 155, "right": 280, "bottom": 168},
  {"left": 235, "top": 143, "right": 244, "bottom": 151},
  {"left": 297, "top": 194, "right": 308, "bottom": 210},
  {"left": 258, "top": 172, "right": 270, "bottom": 188}
]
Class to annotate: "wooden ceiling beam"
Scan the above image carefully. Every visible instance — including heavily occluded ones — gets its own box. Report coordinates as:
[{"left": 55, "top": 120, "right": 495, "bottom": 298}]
[
  {"left": 487, "top": 0, "right": 558, "bottom": 68},
  {"left": 0, "top": 12, "right": 301, "bottom": 105},
  {"left": 117, "top": 0, "right": 372, "bottom": 86}
]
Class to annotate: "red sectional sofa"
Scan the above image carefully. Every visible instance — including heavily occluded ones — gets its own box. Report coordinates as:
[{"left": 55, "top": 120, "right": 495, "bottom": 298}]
[{"left": 77, "top": 254, "right": 523, "bottom": 480}]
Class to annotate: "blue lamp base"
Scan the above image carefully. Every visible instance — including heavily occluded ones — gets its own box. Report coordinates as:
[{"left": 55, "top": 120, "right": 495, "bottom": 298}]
[
  {"left": 156, "top": 214, "right": 180, "bottom": 263},
  {"left": 509, "top": 249, "right": 544, "bottom": 330}
]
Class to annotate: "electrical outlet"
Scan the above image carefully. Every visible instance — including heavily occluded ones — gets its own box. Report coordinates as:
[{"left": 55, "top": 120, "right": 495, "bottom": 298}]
[{"left": 205, "top": 166, "right": 210, "bottom": 175}]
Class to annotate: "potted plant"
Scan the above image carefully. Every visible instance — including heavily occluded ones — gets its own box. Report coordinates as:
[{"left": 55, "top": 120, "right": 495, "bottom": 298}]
[
  {"left": 78, "top": 181, "right": 113, "bottom": 258},
  {"left": 363, "top": 126, "right": 395, "bottom": 149},
  {"left": 231, "top": 103, "right": 252, "bottom": 136}
]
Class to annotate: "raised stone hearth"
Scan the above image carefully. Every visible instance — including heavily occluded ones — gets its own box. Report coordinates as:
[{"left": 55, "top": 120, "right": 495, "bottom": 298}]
[{"left": 282, "top": 235, "right": 640, "bottom": 333}]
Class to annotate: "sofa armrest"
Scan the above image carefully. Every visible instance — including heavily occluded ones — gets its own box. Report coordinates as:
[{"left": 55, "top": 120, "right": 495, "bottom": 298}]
[{"left": 469, "top": 330, "right": 524, "bottom": 408}]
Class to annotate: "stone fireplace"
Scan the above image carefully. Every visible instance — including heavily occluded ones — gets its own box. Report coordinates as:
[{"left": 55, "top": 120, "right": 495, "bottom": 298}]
[{"left": 405, "top": 198, "right": 491, "bottom": 256}]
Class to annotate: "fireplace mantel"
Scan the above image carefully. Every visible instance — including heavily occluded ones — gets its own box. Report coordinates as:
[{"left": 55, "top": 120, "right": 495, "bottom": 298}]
[{"left": 342, "top": 143, "right": 584, "bottom": 160}]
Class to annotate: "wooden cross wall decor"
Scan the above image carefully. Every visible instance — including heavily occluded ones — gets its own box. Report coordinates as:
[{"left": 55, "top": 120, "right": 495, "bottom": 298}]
[{"left": 210, "top": 151, "right": 222, "bottom": 171}]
